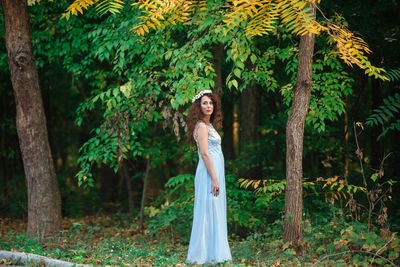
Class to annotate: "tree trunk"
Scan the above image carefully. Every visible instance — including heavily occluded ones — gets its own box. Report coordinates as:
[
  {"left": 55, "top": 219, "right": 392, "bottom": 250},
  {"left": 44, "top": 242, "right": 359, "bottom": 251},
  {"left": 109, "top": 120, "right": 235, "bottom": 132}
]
[
  {"left": 1, "top": 0, "right": 61, "bottom": 241},
  {"left": 283, "top": 2, "right": 316, "bottom": 249},
  {"left": 122, "top": 161, "right": 134, "bottom": 215},
  {"left": 212, "top": 43, "right": 223, "bottom": 96},
  {"left": 371, "top": 78, "right": 384, "bottom": 168},
  {"left": 344, "top": 96, "right": 349, "bottom": 179},
  {"left": 100, "top": 165, "right": 118, "bottom": 205},
  {"left": 232, "top": 103, "right": 239, "bottom": 158},
  {"left": 240, "top": 71, "right": 260, "bottom": 149},
  {"left": 139, "top": 157, "right": 151, "bottom": 232},
  {"left": 239, "top": 61, "right": 261, "bottom": 178}
]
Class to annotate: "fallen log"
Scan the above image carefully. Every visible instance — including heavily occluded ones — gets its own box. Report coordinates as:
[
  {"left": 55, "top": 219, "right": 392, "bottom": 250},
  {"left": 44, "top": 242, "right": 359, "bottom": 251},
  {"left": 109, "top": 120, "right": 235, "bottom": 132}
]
[{"left": 0, "top": 250, "right": 91, "bottom": 267}]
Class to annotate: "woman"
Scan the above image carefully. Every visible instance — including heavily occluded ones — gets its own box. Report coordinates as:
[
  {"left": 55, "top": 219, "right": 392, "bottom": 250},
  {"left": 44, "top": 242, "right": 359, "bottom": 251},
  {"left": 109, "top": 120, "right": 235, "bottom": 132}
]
[{"left": 185, "top": 90, "right": 232, "bottom": 265}]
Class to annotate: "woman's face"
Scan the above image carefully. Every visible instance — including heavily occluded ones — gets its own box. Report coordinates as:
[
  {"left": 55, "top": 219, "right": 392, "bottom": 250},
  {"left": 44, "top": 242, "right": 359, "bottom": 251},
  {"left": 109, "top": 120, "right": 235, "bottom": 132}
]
[{"left": 200, "top": 95, "right": 214, "bottom": 117}]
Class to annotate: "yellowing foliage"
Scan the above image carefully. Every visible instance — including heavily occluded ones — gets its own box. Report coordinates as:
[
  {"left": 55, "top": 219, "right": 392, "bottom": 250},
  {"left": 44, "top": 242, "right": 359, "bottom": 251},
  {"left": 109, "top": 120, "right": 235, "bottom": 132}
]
[
  {"left": 63, "top": 0, "right": 388, "bottom": 80},
  {"left": 130, "top": 0, "right": 208, "bottom": 35},
  {"left": 239, "top": 175, "right": 366, "bottom": 203},
  {"left": 224, "top": 0, "right": 322, "bottom": 36},
  {"left": 223, "top": 0, "right": 387, "bottom": 80},
  {"left": 326, "top": 24, "right": 388, "bottom": 80},
  {"left": 62, "top": 0, "right": 99, "bottom": 19}
]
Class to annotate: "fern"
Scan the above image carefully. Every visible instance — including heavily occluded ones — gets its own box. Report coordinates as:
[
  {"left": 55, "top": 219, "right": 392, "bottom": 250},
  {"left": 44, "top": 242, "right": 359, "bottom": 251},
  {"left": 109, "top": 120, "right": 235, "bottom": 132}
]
[
  {"left": 384, "top": 68, "right": 400, "bottom": 82},
  {"left": 366, "top": 93, "right": 400, "bottom": 140},
  {"left": 95, "top": 0, "right": 125, "bottom": 15}
]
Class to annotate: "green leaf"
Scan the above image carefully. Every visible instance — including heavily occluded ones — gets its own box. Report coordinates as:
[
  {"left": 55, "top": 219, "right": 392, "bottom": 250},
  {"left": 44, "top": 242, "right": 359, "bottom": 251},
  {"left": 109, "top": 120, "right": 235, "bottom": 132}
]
[
  {"left": 250, "top": 54, "right": 257, "bottom": 64},
  {"left": 233, "top": 68, "right": 241, "bottom": 78},
  {"left": 371, "top": 173, "right": 378, "bottom": 182},
  {"left": 235, "top": 60, "right": 245, "bottom": 70}
]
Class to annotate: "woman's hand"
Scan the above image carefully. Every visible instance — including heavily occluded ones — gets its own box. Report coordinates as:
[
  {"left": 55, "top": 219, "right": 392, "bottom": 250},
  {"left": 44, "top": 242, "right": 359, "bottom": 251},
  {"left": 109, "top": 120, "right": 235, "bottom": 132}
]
[{"left": 211, "top": 178, "right": 220, "bottom": 197}]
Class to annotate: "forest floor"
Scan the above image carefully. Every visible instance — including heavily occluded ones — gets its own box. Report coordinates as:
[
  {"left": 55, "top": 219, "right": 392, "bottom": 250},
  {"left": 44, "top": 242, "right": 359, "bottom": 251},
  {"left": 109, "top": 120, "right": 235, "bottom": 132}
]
[
  {"left": 0, "top": 214, "right": 270, "bottom": 266},
  {"left": 0, "top": 214, "right": 399, "bottom": 266}
]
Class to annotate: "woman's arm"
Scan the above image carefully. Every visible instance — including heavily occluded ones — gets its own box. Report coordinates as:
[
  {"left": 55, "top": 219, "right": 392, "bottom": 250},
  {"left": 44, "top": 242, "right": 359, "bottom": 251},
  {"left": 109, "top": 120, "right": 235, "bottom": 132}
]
[{"left": 197, "top": 123, "right": 220, "bottom": 196}]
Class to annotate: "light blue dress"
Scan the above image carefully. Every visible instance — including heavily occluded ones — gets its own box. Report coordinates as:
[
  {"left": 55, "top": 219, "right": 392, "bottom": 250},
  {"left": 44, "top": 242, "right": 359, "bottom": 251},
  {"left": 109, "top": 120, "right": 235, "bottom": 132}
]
[{"left": 186, "top": 121, "right": 232, "bottom": 265}]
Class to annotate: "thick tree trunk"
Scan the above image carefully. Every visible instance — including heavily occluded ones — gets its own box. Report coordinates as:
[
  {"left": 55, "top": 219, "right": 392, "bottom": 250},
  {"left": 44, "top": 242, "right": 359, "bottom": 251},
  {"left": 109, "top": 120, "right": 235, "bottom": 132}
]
[
  {"left": 1, "top": 0, "right": 61, "bottom": 241},
  {"left": 283, "top": 3, "right": 316, "bottom": 249}
]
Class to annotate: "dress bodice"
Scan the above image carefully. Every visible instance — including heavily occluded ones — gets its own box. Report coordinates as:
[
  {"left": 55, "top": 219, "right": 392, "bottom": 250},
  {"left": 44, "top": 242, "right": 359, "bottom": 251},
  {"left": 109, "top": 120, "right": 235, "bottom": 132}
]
[{"left": 193, "top": 121, "right": 222, "bottom": 154}]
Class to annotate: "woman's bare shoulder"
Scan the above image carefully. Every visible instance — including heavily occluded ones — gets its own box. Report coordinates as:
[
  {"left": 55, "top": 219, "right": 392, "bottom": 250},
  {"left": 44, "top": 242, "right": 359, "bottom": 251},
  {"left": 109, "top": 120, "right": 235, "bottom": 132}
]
[{"left": 194, "top": 121, "right": 209, "bottom": 139}]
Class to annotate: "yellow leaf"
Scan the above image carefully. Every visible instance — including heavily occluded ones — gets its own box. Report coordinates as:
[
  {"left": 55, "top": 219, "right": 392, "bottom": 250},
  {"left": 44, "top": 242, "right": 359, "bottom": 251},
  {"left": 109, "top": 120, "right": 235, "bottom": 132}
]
[
  {"left": 146, "top": 21, "right": 156, "bottom": 30},
  {"left": 232, "top": 79, "right": 238, "bottom": 89},
  {"left": 107, "top": 99, "right": 112, "bottom": 109},
  {"left": 139, "top": 26, "right": 145, "bottom": 36}
]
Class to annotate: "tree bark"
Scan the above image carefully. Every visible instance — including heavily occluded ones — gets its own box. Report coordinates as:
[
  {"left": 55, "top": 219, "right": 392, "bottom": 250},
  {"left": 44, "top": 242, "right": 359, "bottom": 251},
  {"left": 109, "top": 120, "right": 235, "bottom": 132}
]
[
  {"left": 1, "top": 0, "right": 61, "bottom": 241},
  {"left": 283, "top": 2, "right": 316, "bottom": 249},
  {"left": 371, "top": 78, "right": 384, "bottom": 168},
  {"left": 222, "top": 96, "right": 235, "bottom": 159},
  {"left": 212, "top": 43, "right": 223, "bottom": 96},
  {"left": 232, "top": 103, "right": 239, "bottom": 158},
  {"left": 344, "top": 96, "right": 349, "bottom": 179},
  {"left": 239, "top": 60, "right": 261, "bottom": 178},
  {"left": 139, "top": 157, "right": 151, "bottom": 232},
  {"left": 240, "top": 67, "right": 260, "bottom": 149},
  {"left": 121, "top": 161, "right": 134, "bottom": 215}
]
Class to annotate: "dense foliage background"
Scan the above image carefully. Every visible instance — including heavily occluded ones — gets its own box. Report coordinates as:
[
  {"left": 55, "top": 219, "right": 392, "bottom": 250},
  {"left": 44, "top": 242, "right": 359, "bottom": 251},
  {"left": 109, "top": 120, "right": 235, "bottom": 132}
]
[{"left": 0, "top": 0, "right": 399, "bottom": 265}]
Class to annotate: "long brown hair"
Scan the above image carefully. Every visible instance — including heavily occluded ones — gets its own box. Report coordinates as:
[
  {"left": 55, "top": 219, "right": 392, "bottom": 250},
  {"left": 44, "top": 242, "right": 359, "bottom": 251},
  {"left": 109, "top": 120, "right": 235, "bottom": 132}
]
[{"left": 186, "top": 92, "right": 222, "bottom": 145}]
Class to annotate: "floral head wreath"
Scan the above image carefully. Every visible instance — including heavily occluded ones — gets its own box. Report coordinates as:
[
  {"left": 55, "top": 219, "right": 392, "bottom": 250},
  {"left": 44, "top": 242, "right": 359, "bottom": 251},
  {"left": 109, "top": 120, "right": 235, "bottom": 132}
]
[{"left": 192, "top": 90, "right": 212, "bottom": 103}]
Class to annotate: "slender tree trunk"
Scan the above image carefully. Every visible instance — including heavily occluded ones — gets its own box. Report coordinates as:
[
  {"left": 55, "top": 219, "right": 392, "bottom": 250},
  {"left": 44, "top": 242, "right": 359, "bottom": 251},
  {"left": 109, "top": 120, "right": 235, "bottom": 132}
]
[
  {"left": 371, "top": 78, "right": 384, "bottom": 168},
  {"left": 100, "top": 165, "right": 117, "bottom": 204},
  {"left": 232, "top": 104, "right": 239, "bottom": 158},
  {"left": 118, "top": 160, "right": 134, "bottom": 215},
  {"left": 344, "top": 96, "right": 349, "bottom": 179},
  {"left": 240, "top": 60, "right": 261, "bottom": 178},
  {"left": 240, "top": 67, "right": 260, "bottom": 149},
  {"left": 283, "top": 2, "right": 316, "bottom": 249},
  {"left": 1, "top": 0, "right": 61, "bottom": 241},
  {"left": 139, "top": 157, "right": 151, "bottom": 231},
  {"left": 212, "top": 43, "right": 223, "bottom": 96},
  {"left": 122, "top": 161, "right": 134, "bottom": 215},
  {"left": 222, "top": 101, "right": 235, "bottom": 159}
]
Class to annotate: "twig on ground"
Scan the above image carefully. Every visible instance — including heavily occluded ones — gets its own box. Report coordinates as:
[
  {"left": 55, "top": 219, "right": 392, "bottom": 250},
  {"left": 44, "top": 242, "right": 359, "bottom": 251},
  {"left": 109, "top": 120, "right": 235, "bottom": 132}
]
[
  {"left": 372, "top": 233, "right": 395, "bottom": 263},
  {"left": 310, "top": 249, "right": 396, "bottom": 266}
]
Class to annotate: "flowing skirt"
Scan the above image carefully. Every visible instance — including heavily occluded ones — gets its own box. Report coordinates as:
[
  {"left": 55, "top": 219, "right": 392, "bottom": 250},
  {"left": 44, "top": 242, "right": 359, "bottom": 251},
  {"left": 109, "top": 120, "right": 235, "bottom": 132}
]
[{"left": 186, "top": 151, "right": 232, "bottom": 264}]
